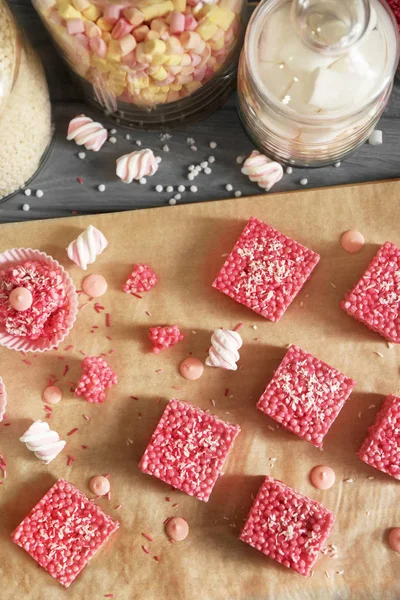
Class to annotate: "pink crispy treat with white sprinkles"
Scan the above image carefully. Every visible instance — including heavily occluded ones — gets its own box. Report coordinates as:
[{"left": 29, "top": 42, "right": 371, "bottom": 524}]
[
  {"left": 0, "top": 261, "right": 70, "bottom": 340},
  {"left": 11, "top": 479, "right": 119, "bottom": 588},
  {"left": 240, "top": 477, "right": 335, "bottom": 576},
  {"left": 357, "top": 394, "right": 400, "bottom": 480},
  {"left": 341, "top": 242, "right": 400, "bottom": 343},
  {"left": 74, "top": 356, "right": 117, "bottom": 403},
  {"left": 149, "top": 325, "right": 184, "bottom": 353},
  {"left": 212, "top": 217, "right": 320, "bottom": 322},
  {"left": 139, "top": 399, "right": 240, "bottom": 502},
  {"left": 123, "top": 263, "right": 158, "bottom": 295},
  {"left": 257, "top": 345, "right": 356, "bottom": 447}
]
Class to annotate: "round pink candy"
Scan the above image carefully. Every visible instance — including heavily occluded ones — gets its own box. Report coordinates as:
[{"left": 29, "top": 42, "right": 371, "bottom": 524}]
[
  {"left": 90, "top": 475, "right": 110, "bottom": 496},
  {"left": 9, "top": 287, "right": 33, "bottom": 311},
  {"left": 389, "top": 528, "right": 400, "bottom": 553},
  {"left": 82, "top": 274, "right": 108, "bottom": 297},
  {"left": 340, "top": 230, "right": 365, "bottom": 253},
  {"left": 310, "top": 465, "right": 336, "bottom": 490},
  {"left": 166, "top": 517, "right": 189, "bottom": 542},
  {"left": 43, "top": 385, "right": 63, "bottom": 405},
  {"left": 179, "top": 357, "right": 204, "bottom": 381}
]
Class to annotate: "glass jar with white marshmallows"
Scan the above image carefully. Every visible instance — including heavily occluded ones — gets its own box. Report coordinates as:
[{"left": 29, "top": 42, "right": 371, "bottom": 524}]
[{"left": 238, "top": 0, "right": 399, "bottom": 167}]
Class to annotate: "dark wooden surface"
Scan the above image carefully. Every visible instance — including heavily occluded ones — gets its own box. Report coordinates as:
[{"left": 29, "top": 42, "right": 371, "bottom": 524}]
[{"left": 2, "top": 0, "right": 400, "bottom": 223}]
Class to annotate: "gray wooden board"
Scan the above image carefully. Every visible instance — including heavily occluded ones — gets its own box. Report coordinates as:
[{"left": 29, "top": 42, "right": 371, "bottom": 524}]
[{"left": 2, "top": 0, "right": 400, "bottom": 224}]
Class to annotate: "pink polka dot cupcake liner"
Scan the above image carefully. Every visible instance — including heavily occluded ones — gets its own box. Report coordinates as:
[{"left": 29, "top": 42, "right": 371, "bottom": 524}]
[
  {"left": 0, "top": 377, "right": 7, "bottom": 422},
  {"left": 0, "top": 248, "right": 78, "bottom": 353}
]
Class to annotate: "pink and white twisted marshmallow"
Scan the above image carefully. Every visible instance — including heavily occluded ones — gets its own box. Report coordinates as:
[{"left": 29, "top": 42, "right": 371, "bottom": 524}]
[
  {"left": 241, "top": 150, "right": 283, "bottom": 191},
  {"left": 20, "top": 420, "right": 66, "bottom": 464},
  {"left": 67, "top": 114, "right": 107, "bottom": 152},
  {"left": 67, "top": 224, "right": 108, "bottom": 270},
  {"left": 205, "top": 328, "right": 243, "bottom": 371},
  {"left": 116, "top": 149, "right": 159, "bottom": 183}
]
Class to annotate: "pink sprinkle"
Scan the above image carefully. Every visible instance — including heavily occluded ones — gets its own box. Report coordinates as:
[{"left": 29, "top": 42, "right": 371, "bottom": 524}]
[
  {"left": 130, "top": 396, "right": 138, "bottom": 400},
  {"left": 114, "top": 504, "right": 122, "bottom": 510},
  {"left": 81, "top": 445, "right": 88, "bottom": 449},
  {"left": 44, "top": 405, "right": 52, "bottom": 412},
  {"left": 22, "top": 359, "right": 32, "bottom": 366},
  {"left": 165, "top": 497, "right": 170, "bottom": 502},
  {"left": 46, "top": 414, "right": 51, "bottom": 419},
  {"left": 145, "top": 311, "right": 152, "bottom": 316},
  {"left": 67, "top": 455, "right": 75, "bottom": 466},
  {"left": 3, "top": 423, "right": 10, "bottom": 427},
  {"left": 104, "top": 595, "right": 114, "bottom": 598},
  {"left": 234, "top": 322, "right": 243, "bottom": 331},
  {"left": 65, "top": 345, "right": 74, "bottom": 351},
  {"left": 104, "top": 473, "right": 110, "bottom": 478},
  {"left": 142, "top": 532, "right": 153, "bottom": 542},
  {"left": 141, "top": 545, "right": 151, "bottom": 555},
  {"left": 67, "top": 427, "right": 79, "bottom": 436},
  {"left": 163, "top": 517, "right": 171, "bottom": 525},
  {"left": 172, "top": 503, "right": 179, "bottom": 507},
  {"left": 153, "top": 556, "right": 160, "bottom": 562},
  {"left": 171, "top": 386, "right": 182, "bottom": 390},
  {"left": 63, "top": 364, "right": 69, "bottom": 377},
  {"left": 77, "top": 176, "right": 84, "bottom": 184},
  {"left": 156, "top": 397, "right": 161, "bottom": 403},
  {"left": 225, "top": 388, "right": 229, "bottom": 397},
  {"left": 57, "top": 356, "right": 65, "bottom": 360},
  {"left": 106, "top": 313, "right": 111, "bottom": 327},
  {"left": 108, "top": 349, "right": 115, "bottom": 355},
  {"left": 80, "top": 302, "right": 89, "bottom": 311},
  {"left": 80, "top": 351, "right": 88, "bottom": 356},
  {"left": 106, "top": 336, "right": 112, "bottom": 341},
  {"left": 83, "top": 414, "right": 90, "bottom": 421},
  {"left": 132, "top": 293, "right": 142, "bottom": 299},
  {"left": 156, "top": 369, "right": 163, "bottom": 374}
]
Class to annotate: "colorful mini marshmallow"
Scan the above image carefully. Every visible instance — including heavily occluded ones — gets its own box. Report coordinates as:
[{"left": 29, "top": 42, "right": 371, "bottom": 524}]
[
  {"left": 139, "top": 399, "right": 240, "bottom": 501},
  {"left": 341, "top": 241, "right": 400, "bottom": 343},
  {"left": 257, "top": 345, "right": 356, "bottom": 447},
  {"left": 240, "top": 477, "right": 335, "bottom": 576},
  {"left": 212, "top": 217, "right": 320, "bottom": 321},
  {"left": 11, "top": 479, "right": 119, "bottom": 588},
  {"left": 357, "top": 394, "right": 400, "bottom": 480}
]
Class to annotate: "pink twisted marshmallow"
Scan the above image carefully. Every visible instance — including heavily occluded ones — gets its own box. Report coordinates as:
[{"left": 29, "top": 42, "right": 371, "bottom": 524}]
[
  {"left": 67, "top": 224, "right": 108, "bottom": 270},
  {"left": 20, "top": 420, "right": 66, "bottom": 464},
  {"left": 205, "top": 328, "right": 243, "bottom": 371},
  {"left": 116, "top": 149, "right": 159, "bottom": 183},
  {"left": 67, "top": 114, "right": 107, "bottom": 152},
  {"left": 241, "top": 150, "right": 284, "bottom": 191}
]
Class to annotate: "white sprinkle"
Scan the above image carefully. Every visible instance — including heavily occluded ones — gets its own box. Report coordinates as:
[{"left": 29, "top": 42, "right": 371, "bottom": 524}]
[
  {"left": 186, "top": 137, "right": 195, "bottom": 145},
  {"left": 236, "top": 156, "right": 245, "bottom": 164},
  {"left": 163, "top": 144, "right": 170, "bottom": 152},
  {"left": 300, "top": 178, "right": 308, "bottom": 185},
  {"left": 358, "top": 411, "right": 362, "bottom": 419},
  {"left": 125, "top": 133, "right": 131, "bottom": 140},
  {"left": 110, "top": 128, "right": 117, "bottom": 134},
  {"left": 336, "top": 570, "right": 344, "bottom": 576},
  {"left": 204, "top": 167, "right": 212, "bottom": 175},
  {"left": 374, "top": 351, "right": 384, "bottom": 358},
  {"left": 190, "top": 145, "right": 197, "bottom": 152},
  {"left": 190, "top": 185, "right": 198, "bottom": 192},
  {"left": 200, "top": 161, "right": 208, "bottom": 168},
  {"left": 156, "top": 156, "right": 162, "bottom": 163},
  {"left": 36, "top": 189, "right": 44, "bottom": 198},
  {"left": 160, "top": 133, "right": 171, "bottom": 141},
  {"left": 136, "top": 140, "right": 142, "bottom": 146},
  {"left": 267, "top": 425, "right": 275, "bottom": 431},
  {"left": 174, "top": 194, "right": 181, "bottom": 200},
  {"left": 344, "top": 478, "right": 354, "bottom": 483},
  {"left": 234, "top": 191, "right": 242, "bottom": 197},
  {"left": 209, "top": 141, "right": 217, "bottom": 149},
  {"left": 24, "top": 189, "right": 31, "bottom": 196},
  {"left": 330, "top": 282, "right": 337, "bottom": 288},
  {"left": 78, "top": 151, "right": 86, "bottom": 159},
  {"left": 156, "top": 185, "right": 163, "bottom": 192},
  {"left": 109, "top": 136, "right": 117, "bottom": 144},
  {"left": 368, "top": 404, "right": 376, "bottom": 409},
  {"left": 166, "top": 185, "right": 173, "bottom": 193},
  {"left": 387, "top": 342, "right": 394, "bottom": 349},
  {"left": 188, "top": 165, "right": 195, "bottom": 171},
  {"left": 191, "top": 330, "right": 197, "bottom": 334},
  {"left": 178, "top": 185, "right": 185, "bottom": 192},
  {"left": 334, "top": 162, "right": 341, "bottom": 168},
  {"left": 221, "top": 253, "right": 228, "bottom": 257},
  {"left": 252, "top": 325, "right": 257, "bottom": 330},
  {"left": 368, "top": 129, "right": 383, "bottom": 145},
  {"left": 286, "top": 166, "right": 293, "bottom": 174},
  {"left": 208, "top": 156, "right": 215, "bottom": 163},
  {"left": 188, "top": 173, "right": 195, "bottom": 181},
  {"left": 210, "top": 399, "right": 216, "bottom": 407},
  {"left": 367, "top": 476, "right": 374, "bottom": 480},
  {"left": 366, "top": 511, "right": 370, "bottom": 515},
  {"left": 97, "top": 184, "right": 106, "bottom": 192},
  {"left": 310, "top": 570, "right": 315, "bottom": 578},
  {"left": 169, "top": 198, "right": 177, "bottom": 205},
  {"left": 139, "top": 177, "right": 147, "bottom": 185},
  {"left": 225, "top": 184, "right": 233, "bottom": 192},
  {"left": 282, "top": 95, "right": 291, "bottom": 105},
  {"left": 22, "top": 203, "right": 30, "bottom": 211}
]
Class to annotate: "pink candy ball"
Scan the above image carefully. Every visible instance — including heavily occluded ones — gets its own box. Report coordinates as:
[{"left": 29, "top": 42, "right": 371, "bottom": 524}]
[
  {"left": 43, "top": 386, "right": 63, "bottom": 405},
  {"left": 165, "top": 517, "right": 189, "bottom": 542},
  {"left": 9, "top": 287, "right": 33, "bottom": 311},
  {"left": 82, "top": 273, "right": 108, "bottom": 297},
  {"left": 310, "top": 465, "right": 336, "bottom": 490},
  {"left": 179, "top": 357, "right": 204, "bottom": 381},
  {"left": 89, "top": 475, "right": 110, "bottom": 496}
]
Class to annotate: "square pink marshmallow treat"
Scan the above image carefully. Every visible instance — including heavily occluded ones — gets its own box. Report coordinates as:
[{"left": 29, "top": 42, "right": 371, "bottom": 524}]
[
  {"left": 341, "top": 241, "right": 400, "bottom": 343},
  {"left": 212, "top": 217, "right": 320, "bottom": 321},
  {"left": 11, "top": 479, "right": 119, "bottom": 588},
  {"left": 139, "top": 399, "right": 240, "bottom": 502},
  {"left": 357, "top": 394, "right": 400, "bottom": 480},
  {"left": 257, "top": 345, "right": 356, "bottom": 447},
  {"left": 240, "top": 476, "right": 335, "bottom": 576}
]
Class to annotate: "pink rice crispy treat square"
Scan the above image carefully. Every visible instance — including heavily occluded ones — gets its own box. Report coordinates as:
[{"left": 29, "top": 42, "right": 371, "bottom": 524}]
[
  {"left": 341, "top": 241, "right": 400, "bottom": 343},
  {"left": 139, "top": 399, "right": 240, "bottom": 502},
  {"left": 357, "top": 394, "right": 400, "bottom": 480},
  {"left": 212, "top": 217, "right": 320, "bottom": 322},
  {"left": 11, "top": 479, "right": 119, "bottom": 588},
  {"left": 240, "top": 477, "right": 335, "bottom": 576},
  {"left": 257, "top": 345, "right": 356, "bottom": 447}
]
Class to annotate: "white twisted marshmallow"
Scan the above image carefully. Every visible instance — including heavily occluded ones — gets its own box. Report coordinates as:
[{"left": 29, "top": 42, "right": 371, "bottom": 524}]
[
  {"left": 67, "top": 224, "right": 108, "bottom": 270},
  {"left": 205, "top": 328, "right": 243, "bottom": 371},
  {"left": 116, "top": 149, "right": 159, "bottom": 183},
  {"left": 20, "top": 420, "right": 66, "bottom": 464},
  {"left": 241, "top": 150, "right": 283, "bottom": 191},
  {"left": 67, "top": 114, "right": 107, "bottom": 152}
]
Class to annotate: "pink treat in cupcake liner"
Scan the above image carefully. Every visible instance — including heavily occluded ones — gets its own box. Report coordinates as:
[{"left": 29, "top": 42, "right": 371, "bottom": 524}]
[
  {"left": 75, "top": 356, "right": 118, "bottom": 403},
  {"left": 0, "top": 249, "right": 78, "bottom": 353},
  {"left": 0, "top": 377, "right": 7, "bottom": 422}
]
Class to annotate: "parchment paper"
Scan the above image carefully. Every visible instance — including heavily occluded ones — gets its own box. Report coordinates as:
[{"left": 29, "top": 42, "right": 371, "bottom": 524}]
[{"left": 0, "top": 181, "right": 399, "bottom": 600}]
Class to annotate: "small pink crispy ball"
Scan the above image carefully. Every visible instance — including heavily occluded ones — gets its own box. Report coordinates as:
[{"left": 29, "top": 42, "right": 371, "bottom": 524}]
[
  {"left": 9, "top": 287, "right": 33, "bottom": 311},
  {"left": 340, "top": 230, "right": 365, "bottom": 253},
  {"left": 43, "top": 385, "right": 63, "bottom": 405},
  {"left": 82, "top": 274, "right": 108, "bottom": 297},
  {"left": 89, "top": 475, "right": 110, "bottom": 496},
  {"left": 310, "top": 465, "right": 336, "bottom": 490},
  {"left": 179, "top": 357, "right": 204, "bottom": 381},
  {"left": 165, "top": 517, "right": 189, "bottom": 542},
  {"left": 389, "top": 528, "right": 400, "bottom": 553}
]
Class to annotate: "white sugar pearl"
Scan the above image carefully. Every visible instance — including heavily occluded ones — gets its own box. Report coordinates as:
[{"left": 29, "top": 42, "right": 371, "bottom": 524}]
[
  {"left": 136, "top": 140, "right": 142, "bottom": 146},
  {"left": 204, "top": 167, "right": 212, "bottom": 175},
  {"left": 208, "top": 156, "right": 215, "bottom": 163},
  {"left": 174, "top": 193, "right": 182, "bottom": 200},
  {"left": 78, "top": 152, "right": 86, "bottom": 159},
  {"left": 110, "top": 128, "right": 117, "bottom": 134},
  {"left": 166, "top": 185, "right": 173, "bottom": 192},
  {"left": 188, "top": 165, "right": 195, "bottom": 171},
  {"left": 200, "top": 161, "right": 208, "bottom": 168},
  {"left": 24, "top": 189, "right": 31, "bottom": 196},
  {"left": 125, "top": 133, "right": 131, "bottom": 140},
  {"left": 236, "top": 156, "right": 245, "bottom": 164},
  {"left": 209, "top": 141, "right": 217, "bottom": 149},
  {"left": 36, "top": 189, "right": 44, "bottom": 198},
  {"left": 188, "top": 173, "right": 195, "bottom": 181},
  {"left": 139, "top": 177, "right": 147, "bottom": 184},
  {"left": 163, "top": 145, "right": 170, "bottom": 152},
  {"left": 156, "top": 156, "right": 162, "bottom": 163},
  {"left": 286, "top": 166, "right": 293, "bottom": 174},
  {"left": 109, "top": 136, "right": 117, "bottom": 144},
  {"left": 234, "top": 190, "right": 242, "bottom": 197},
  {"left": 368, "top": 129, "right": 383, "bottom": 146},
  {"left": 97, "top": 184, "right": 106, "bottom": 192},
  {"left": 190, "top": 145, "right": 197, "bottom": 151},
  {"left": 178, "top": 185, "right": 185, "bottom": 192},
  {"left": 334, "top": 162, "right": 341, "bottom": 168},
  {"left": 300, "top": 178, "right": 308, "bottom": 185},
  {"left": 186, "top": 137, "right": 195, "bottom": 144},
  {"left": 190, "top": 185, "right": 198, "bottom": 192},
  {"left": 169, "top": 198, "right": 177, "bottom": 205},
  {"left": 225, "top": 184, "right": 233, "bottom": 192},
  {"left": 22, "top": 203, "right": 30, "bottom": 211},
  {"left": 156, "top": 185, "right": 163, "bottom": 192}
]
